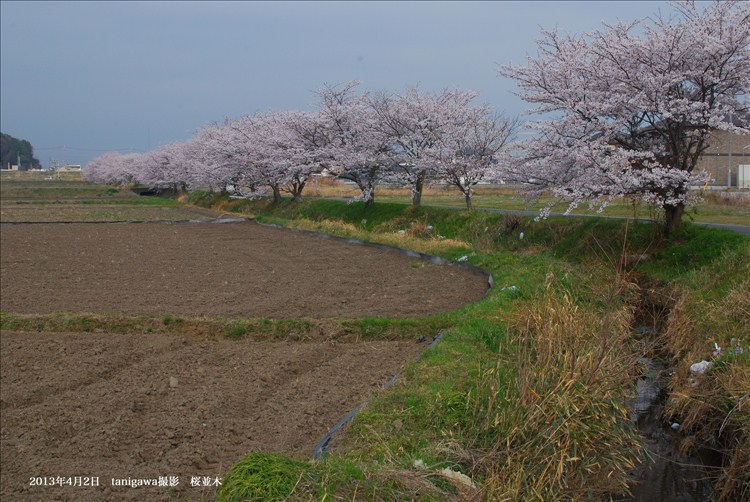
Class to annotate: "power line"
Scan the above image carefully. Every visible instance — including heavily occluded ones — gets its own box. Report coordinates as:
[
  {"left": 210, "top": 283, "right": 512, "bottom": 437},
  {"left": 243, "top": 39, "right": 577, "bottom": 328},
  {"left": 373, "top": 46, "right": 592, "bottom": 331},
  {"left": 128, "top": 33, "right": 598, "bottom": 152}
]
[{"left": 35, "top": 146, "right": 140, "bottom": 152}]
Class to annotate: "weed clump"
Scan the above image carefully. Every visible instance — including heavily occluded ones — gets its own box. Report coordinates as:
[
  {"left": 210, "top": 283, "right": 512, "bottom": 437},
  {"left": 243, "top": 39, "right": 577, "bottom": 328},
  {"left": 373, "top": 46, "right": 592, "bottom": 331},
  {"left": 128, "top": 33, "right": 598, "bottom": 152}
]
[
  {"left": 218, "top": 452, "right": 312, "bottom": 501},
  {"left": 460, "top": 280, "right": 642, "bottom": 500}
]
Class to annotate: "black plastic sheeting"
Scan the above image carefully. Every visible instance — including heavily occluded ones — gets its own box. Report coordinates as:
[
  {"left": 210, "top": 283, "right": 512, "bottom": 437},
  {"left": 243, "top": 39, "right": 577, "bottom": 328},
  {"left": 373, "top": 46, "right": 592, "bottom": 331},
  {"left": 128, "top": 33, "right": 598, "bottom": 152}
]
[{"left": 312, "top": 330, "right": 448, "bottom": 460}]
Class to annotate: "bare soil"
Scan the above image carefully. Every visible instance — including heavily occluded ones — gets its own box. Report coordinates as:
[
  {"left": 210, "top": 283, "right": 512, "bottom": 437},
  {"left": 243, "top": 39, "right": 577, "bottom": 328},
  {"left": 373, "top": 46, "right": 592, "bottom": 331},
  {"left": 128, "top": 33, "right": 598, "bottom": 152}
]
[
  {"left": 0, "top": 221, "right": 488, "bottom": 318},
  {"left": 0, "top": 204, "right": 219, "bottom": 223},
  {"left": 0, "top": 220, "right": 486, "bottom": 500},
  {"left": 0, "top": 330, "right": 425, "bottom": 501}
]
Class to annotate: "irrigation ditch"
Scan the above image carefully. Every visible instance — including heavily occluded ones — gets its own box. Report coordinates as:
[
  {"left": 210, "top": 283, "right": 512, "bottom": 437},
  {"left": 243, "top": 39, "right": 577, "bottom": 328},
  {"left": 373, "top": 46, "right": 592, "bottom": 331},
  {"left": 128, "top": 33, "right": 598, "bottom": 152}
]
[{"left": 622, "top": 282, "right": 721, "bottom": 501}]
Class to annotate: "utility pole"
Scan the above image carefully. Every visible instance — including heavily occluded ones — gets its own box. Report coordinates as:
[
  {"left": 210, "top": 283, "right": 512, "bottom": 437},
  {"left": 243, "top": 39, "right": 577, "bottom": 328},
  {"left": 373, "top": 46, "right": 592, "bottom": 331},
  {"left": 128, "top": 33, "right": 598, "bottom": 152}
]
[{"left": 727, "top": 111, "right": 733, "bottom": 189}]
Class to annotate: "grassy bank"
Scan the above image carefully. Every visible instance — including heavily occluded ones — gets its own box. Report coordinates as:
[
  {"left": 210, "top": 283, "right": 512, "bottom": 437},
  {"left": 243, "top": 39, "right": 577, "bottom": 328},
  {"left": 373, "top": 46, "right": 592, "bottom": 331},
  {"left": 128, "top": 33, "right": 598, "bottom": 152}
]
[
  {"left": 301, "top": 178, "right": 750, "bottom": 226},
  {"left": 186, "top": 192, "right": 748, "bottom": 501}
]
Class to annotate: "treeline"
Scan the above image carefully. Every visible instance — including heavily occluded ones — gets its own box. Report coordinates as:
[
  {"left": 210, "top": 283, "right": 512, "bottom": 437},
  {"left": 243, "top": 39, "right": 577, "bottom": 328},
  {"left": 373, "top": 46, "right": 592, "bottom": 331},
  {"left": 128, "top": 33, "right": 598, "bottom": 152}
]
[
  {"left": 1, "top": 133, "right": 41, "bottom": 170},
  {"left": 84, "top": 82, "right": 516, "bottom": 210}
]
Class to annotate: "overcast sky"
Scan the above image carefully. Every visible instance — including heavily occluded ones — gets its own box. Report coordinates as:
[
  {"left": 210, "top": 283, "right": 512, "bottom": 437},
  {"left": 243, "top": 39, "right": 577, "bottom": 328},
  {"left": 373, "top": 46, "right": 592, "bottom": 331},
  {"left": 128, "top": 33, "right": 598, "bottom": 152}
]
[{"left": 1, "top": 0, "right": 677, "bottom": 167}]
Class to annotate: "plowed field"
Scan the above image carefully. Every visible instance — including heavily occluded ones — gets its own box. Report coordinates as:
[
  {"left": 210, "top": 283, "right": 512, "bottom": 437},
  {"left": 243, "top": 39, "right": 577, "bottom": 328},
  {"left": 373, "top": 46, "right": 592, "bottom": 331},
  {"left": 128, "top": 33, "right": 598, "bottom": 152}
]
[
  {"left": 1, "top": 220, "right": 487, "bottom": 501},
  {"left": 0, "top": 330, "right": 424, "bottom": 501},
  {"left": 1, "top": 221, "right": 488, "bottom": 318}
]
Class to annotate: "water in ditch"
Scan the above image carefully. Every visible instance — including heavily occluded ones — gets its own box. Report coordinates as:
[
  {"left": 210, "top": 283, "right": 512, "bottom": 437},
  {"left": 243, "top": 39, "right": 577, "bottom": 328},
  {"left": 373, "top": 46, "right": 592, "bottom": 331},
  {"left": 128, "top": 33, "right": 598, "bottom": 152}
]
[{"left": 619, "top": 323, "right": 721, "bottom": 502}]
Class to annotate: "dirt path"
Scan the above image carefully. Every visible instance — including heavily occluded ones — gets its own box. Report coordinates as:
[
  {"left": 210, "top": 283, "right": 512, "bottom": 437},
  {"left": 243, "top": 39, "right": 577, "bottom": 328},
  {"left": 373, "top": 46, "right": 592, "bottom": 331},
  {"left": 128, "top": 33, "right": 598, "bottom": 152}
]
[
  {"left": 0, "top": 330, "right": 426, "bottom": 501},
  {"left": 0, "top": 221, "right": 488, "bottom": 318}
]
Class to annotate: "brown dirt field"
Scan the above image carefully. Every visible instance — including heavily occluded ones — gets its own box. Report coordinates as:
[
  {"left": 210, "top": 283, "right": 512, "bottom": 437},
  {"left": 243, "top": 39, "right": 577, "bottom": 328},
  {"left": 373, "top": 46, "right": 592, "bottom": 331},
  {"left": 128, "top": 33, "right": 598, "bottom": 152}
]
[
  {"left": 0, "top": 204, "right": 219, "bottom": 223},
  {"left": 0, "top": 220, "right": 486, "bottom": 501},
  {"left": 0, "top": 221, "right": 489, "bottom": 318},
  {"left": 0, "top": 330, "right": 426, "bottom": 501}
]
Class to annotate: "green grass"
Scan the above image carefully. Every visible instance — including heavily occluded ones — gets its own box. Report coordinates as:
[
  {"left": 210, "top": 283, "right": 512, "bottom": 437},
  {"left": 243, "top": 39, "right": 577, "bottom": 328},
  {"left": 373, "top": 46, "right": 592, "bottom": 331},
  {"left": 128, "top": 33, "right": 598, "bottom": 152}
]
[
  {"left": 0, "top": 175, "right": 186, "bottom": 222},
  {"left": 641, "top": 223, "right": 749, "bottom": 280},
  {"left": 218, "top": 453, "right": 313, "bottom": 501},
  {"left": 373, "top": 192, "right": 750, "bottom": 226},
  {"left": 7, "top": 197, "right": 177, "bottom": 206},
  {"left": 0, "top": 182, "right": 140, "bottom": 200}
]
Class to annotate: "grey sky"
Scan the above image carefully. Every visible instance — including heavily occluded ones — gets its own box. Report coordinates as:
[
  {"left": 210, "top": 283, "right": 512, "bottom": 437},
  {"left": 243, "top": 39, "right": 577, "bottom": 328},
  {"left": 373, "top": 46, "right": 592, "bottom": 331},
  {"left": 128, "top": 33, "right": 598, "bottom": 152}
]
[{"left": 1, "top": 0, "right": 674, "bottom": 167}]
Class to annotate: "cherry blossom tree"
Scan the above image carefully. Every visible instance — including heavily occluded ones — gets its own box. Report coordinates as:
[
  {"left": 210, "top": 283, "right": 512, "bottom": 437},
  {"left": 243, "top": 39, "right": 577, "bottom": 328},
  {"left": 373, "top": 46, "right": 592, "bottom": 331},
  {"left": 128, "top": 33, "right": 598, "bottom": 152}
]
[
  {"left": 317, "top": 81, "right": 393, "bottom": 207},
  {"left": 196, "top": 114, "right": 283, "bottom": 200},
  {"left": 265, "top": 110, "right": 327, "bottom": 202},
  {"left": 233, "top": 113, "right": 287, "bottom": 201},
  {"left": 432, "top": 108, "right": 517, "bottom": 210},
  {"left": 178, "top": 111, "right": 327, "bottom": 202},
  {"left": 86, "top": 82, "right": 515, "bottom": 209},
  {"left": 369, "top": 86, "right": 480, "bottom": 206},
  {"left": 501, "top": 0, "right": 750, "bottom": 234},
  {"left": 84, "top": 151, "right": 124, "bottom": 184},
  {"left": 84, "top": 151, "right": 143, "bottom": 186},
  {"left": 190, "top": 121, "right": 253, "bottom": 193},
  {"left": 136, "top": 142, "right": 193, "bottom": 194}
]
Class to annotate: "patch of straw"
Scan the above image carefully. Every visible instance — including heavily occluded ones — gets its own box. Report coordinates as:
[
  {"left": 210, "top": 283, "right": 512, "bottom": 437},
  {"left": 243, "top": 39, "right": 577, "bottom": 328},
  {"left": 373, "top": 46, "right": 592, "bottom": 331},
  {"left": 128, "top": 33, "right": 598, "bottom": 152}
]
[{"left": 461, "top": 279, "right": 643, "bottom": 500}]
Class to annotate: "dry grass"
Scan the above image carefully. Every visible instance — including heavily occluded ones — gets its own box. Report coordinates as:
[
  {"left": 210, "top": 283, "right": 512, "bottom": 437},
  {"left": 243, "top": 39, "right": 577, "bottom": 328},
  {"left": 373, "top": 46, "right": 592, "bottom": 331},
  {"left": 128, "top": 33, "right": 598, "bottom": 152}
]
[
  {"left": 460, "top": 277, "right": 643, "bottom": 501},
  {"left": 700, "top": 190, "right": 750, "bottom": 207},
  {"left": 662, "top": 275, "right": 750, "bottom": 501},
  {"left": 305, "top": 177, "right": 518, "bottom": 202},
  {"left": 274, "top": 218, "right": 472, "bottom": 257}
]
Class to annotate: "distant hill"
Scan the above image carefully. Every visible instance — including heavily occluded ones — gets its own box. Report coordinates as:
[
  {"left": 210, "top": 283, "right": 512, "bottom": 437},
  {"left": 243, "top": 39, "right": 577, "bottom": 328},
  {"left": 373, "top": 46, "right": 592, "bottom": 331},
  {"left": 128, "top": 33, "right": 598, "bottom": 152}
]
[{"left": 1, "top": 132, "right": 41, "bottom": 170}]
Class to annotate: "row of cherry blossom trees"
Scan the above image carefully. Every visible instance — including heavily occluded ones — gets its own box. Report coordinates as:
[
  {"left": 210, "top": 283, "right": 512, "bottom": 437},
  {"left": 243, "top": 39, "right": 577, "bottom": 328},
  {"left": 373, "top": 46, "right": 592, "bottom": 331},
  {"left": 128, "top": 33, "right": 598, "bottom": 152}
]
[
  {"left": 85, "top": 82, "right": 516, "bottom": 210},
  {"left": 86, "top": 1, "right": 748, "bottom": 232}
]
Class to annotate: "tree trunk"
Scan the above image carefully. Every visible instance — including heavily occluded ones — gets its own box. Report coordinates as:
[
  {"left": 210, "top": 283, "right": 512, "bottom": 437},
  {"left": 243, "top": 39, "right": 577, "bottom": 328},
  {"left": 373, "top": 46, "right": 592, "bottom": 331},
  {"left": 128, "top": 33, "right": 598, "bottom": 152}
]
[
  {"left": 364, "top": 188, "right": 375, "bottom": 207},
  {"left": 664, "top": 202, "right": 685, "bottom": 236},
  {"left": 291, "top": 182, "right": 304, "bottom": 202},
  {"left": 464, "top": 192, "right": 473, "bottom": 211},
  {"left": 295, "top": 180, "right": 305, "bottom": 202},
  {"left": 357, "top": 180, "right": 375, "bottom": 208},
  {"left": 461, "top": 184, "right": 474, "bottom": 211},
  {"left": 412, "top": 175, "right": 424, "bottom": 206},
  {"left": 271, "top": 184, "right": 282, "bottom": 202}
]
